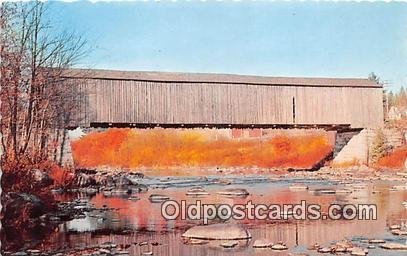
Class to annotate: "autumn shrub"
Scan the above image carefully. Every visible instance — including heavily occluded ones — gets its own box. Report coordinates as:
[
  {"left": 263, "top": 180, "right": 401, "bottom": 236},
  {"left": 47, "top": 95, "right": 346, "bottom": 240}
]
[
  {"left": 1, "top": 157, "right": 60, "bottom": 247},
  {"left": 1, "top": 156, "right": 76, "bottom": 235},
  {"left": 1, "top": 156, "right": 75, "bottom": 194},
  {"left": 71, "top": 128, "right": 333, "bottom": 170},
  {"left": 375, "top": 146, "right": 407, "bottom": 170}
]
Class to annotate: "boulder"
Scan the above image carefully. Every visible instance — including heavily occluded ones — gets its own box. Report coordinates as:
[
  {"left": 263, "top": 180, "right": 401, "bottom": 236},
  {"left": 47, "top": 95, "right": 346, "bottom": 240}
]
[
  {"left": 182, "top": 223, "right": 251, "bottom": 240},
  {"left": 114, "top": 176, "right": 134, "bottom": 187},
  {"left": 31, "top": 169, "right": 53, "bottom": 186},
  {"left": 4, "top": 193, "right": 45, "bottom": 219},
  {"left": 99, "top": 175, "right": 115, "bottom": 187},
  {"left": 335, "top": 240, "right": 353, "bottom": 249},
  {"left": 380, "top": 242, "right": 407, "bottom": 250},
  {"left": 75, "top": 173, "right": 96, "bottom": 187}
]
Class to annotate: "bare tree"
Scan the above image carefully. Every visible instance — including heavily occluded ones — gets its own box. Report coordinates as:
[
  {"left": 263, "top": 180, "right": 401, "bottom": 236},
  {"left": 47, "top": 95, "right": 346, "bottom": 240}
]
[{"left": 0, "top": 1, "right": 88, "bottom": 165}]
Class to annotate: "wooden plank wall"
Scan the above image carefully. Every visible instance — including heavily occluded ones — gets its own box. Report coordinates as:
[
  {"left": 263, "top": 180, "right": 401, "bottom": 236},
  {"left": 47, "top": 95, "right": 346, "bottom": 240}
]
[{"left": 71, "top": 78, "right": 383, "bottom": 128}]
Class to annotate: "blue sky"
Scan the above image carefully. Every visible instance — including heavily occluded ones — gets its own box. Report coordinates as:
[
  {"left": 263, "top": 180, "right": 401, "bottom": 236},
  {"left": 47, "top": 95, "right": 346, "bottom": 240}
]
[{"left": 47, "top": 1, "right": 407, "bottom": 90}]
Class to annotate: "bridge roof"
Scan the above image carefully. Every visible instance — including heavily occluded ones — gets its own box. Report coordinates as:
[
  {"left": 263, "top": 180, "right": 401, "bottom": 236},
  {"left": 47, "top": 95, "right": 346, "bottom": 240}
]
[{"left": 62, "top": 68, "right": 382, "bottom": 88}]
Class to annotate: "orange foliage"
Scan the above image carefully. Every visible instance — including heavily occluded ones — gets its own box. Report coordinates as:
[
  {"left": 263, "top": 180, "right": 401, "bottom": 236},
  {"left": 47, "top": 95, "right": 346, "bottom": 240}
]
[
  {"left": 71, "top": 128, "right": 332, "bottom": 170},
  {"left": 1, "top": 158, "right": 75, "bottom": 193},
  {"left": 376, "top": 146, "right": 407, "bottom": 169},
  {"left": 48, "top": 164, "right": 75, "bottom": 187}
]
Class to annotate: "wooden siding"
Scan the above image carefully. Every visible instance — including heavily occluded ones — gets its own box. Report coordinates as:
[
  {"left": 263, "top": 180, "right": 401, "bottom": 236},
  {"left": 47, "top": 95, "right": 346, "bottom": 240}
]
[{"left": 69, "top": 77, "right": 383, "bottom": 128}]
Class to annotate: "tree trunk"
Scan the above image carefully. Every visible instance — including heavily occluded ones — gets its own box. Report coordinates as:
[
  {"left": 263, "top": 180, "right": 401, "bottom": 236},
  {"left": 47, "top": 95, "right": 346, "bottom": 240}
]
[{"left": 59, "top": 128, "right": 67, "bottom": 166}]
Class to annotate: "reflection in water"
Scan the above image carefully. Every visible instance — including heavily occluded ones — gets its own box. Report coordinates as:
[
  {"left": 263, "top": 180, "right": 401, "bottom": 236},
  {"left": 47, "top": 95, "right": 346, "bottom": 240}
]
[{"left": 39, "top": 178, "right": 407, "bottom": 255}]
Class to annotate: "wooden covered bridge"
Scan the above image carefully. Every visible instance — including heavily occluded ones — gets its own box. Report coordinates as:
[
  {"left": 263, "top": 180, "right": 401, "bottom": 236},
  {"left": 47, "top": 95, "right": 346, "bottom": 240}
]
[{"left": 63, "top": 69, "right": 384, "bottom": 130}]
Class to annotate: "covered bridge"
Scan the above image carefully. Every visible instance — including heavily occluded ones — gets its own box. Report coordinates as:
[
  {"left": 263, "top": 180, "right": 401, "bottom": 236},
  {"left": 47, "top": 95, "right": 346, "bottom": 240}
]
[{"left": 64, "top": 69, "right": 384, "bottom": 129}]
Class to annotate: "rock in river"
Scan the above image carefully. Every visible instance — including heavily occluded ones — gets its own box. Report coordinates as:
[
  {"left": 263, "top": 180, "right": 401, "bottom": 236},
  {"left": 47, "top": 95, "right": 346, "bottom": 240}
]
[
  {"left": 216, "top": 188, "right": 249, "bottom": 197},
  {"left": 185, "top": 239, "right": 209, "bottom": 245},
  {"left": 368, "top": 239, "right": 385, "bottom": 244},
  {"left": 271, "top": 243, "right": 288, "bottom": 250},
  {"left": 349, "top": 247, "right": 368, "bottom": 256},
  {"left": 252, "top": 239, "right": 273, "bottom": 248},
  {"left": 186, "top": 186, "right": 210, "bottom": 196},
  {"left": 380, "top": 242, "right": 407, "bottom": 250},
  {"left": 82, "top": 187, "right": 98, "bottom": 196},
  {"left": 128, "top": 196, "right": 140, "bottom": 201},
  {"left": 100, "top": 241, "right": 117, "bottom": 249},
  {"left": 103, "top": 188, "right": 131, "bottom": 197},
  {"left": 391, "top": 229, "right": 407, "bottom": 235},
  {"left": 310, "top": 188, "right": 336, "bottom": 195},
  {"left": 307, "top": 243, "right": 320, "bottom": 250},
  {"left": 389, "top": 224, "right": 401, "bottom": 230},
  {"left": 75, "top": 173, "right": 96, "bottom": 187},
  {"left": 4, "top": 193, "right": 45, "bottom": 219},
  {"left": 182, "top": 223, "right": 251, "bottom": 240},
  {"left": 317, "top": 247, "right": 332, "bottom": 253},
  {"left": 11, "top": 252, "right": 28, "bottom": 256},
  {"left": 149, "top": 194, "right": 170, "bottom": 203},
  {"left": 133, "top": 183, "right": 149, "bottom": 192},
  {"left": 115, "top": 176, "right": 134, "bottom": 187},
  {"left": 221, "top": 241, "right": 238, "bottom": 248}
]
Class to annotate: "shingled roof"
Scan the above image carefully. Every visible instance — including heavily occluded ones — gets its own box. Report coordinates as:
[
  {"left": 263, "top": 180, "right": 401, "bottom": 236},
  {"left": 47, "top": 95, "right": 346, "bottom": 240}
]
[{"left": 62, "top": 68, "right": 382, "bottom": 88}]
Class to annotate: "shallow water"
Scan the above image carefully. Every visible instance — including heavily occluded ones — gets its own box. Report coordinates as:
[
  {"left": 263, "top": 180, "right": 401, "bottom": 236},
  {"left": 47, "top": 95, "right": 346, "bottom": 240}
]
[{"left": 38, "top": 177, "right": 407, "bottom": 255}]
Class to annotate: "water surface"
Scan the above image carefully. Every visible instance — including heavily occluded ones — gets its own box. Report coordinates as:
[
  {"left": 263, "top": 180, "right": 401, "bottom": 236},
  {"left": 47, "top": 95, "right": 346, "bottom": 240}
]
[{"left": 40, "top": 176, "right": 407, "bottom": 255}]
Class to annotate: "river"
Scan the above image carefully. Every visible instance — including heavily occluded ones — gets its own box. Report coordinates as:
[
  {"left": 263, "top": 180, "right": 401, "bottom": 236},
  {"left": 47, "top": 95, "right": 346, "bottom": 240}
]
[{"left": 21, "top": 175, "right": 407, "bottom": 256}]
